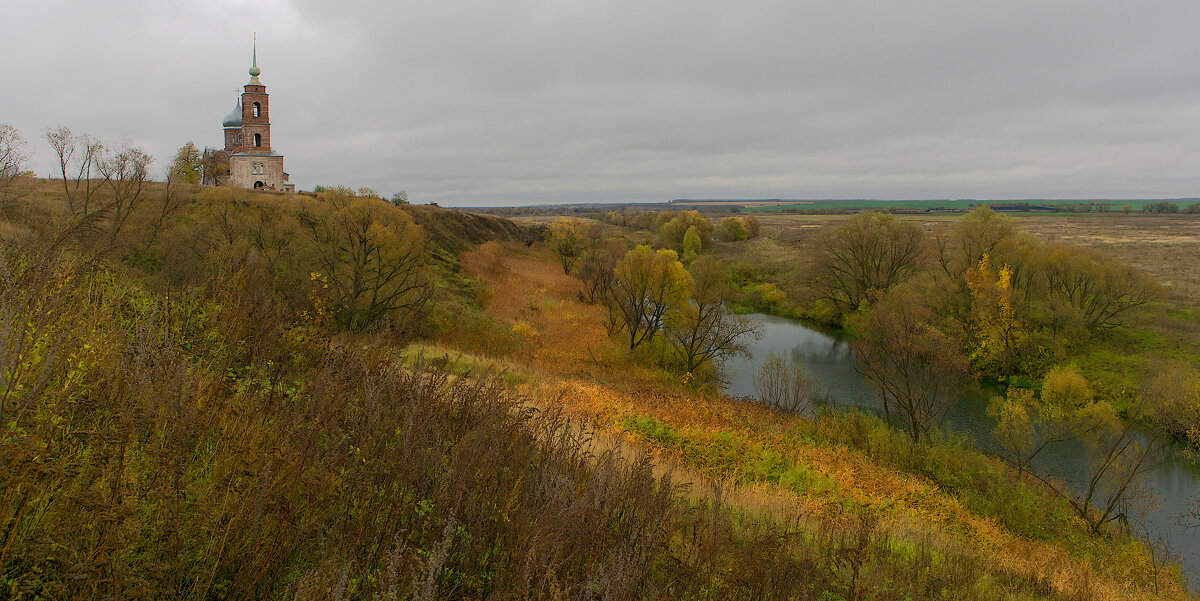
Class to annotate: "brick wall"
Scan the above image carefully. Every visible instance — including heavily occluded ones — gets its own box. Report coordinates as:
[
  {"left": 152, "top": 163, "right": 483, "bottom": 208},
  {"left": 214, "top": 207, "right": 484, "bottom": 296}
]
[
  {"left": 230, "top": 154, "right": 286, "bottom": 191},
  {"left": 223, "top": 128, "right": 243, "bottom": 153}
]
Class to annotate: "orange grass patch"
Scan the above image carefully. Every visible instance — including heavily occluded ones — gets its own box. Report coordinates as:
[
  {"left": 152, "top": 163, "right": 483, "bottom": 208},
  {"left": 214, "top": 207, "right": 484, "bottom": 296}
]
[{"left": 461, "top": 242, "right": 619, "bottom": 376}]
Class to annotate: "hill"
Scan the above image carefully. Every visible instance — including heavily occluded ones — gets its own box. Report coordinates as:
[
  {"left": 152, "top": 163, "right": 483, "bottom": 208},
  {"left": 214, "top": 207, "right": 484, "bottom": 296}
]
[{"left": 0, "top": 177, "right": 1190, "bottom": 600}]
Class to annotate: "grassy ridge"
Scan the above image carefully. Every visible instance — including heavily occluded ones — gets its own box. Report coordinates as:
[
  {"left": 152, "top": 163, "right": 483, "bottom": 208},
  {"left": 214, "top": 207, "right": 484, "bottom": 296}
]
[{"left": 0, "top": 178, "right": 1187, "bottom": 599}]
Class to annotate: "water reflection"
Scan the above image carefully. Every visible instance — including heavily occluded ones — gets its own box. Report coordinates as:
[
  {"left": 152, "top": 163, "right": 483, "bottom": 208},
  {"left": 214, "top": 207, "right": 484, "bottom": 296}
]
[
  {"left": 724, "top": 313, "right": 1200, "bottom": 590},
  {"left": 723, "top": 315, "right": 878, "bottom": 411}
]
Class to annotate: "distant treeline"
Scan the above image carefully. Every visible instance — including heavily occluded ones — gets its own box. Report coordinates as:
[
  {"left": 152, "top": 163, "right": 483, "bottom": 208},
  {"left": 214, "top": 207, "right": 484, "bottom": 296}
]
[{"left": 468, "top": 200, "right": 1200, "bottom": 217}]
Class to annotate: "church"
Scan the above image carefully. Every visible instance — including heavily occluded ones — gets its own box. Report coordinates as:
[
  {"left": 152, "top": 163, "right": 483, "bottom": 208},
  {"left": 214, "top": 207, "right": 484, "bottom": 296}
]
[{"left": 205, "top": 41, "right": 295, "bottom": 192}]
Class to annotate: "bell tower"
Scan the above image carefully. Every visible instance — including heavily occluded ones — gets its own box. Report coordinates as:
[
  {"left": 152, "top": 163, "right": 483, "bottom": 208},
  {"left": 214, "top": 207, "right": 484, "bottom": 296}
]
[
  {"left": 240, "top": 38, "right": 271, "bottom": 152},
  {"left": 226, "top": 34, "right": 294, "bottom": 192}
]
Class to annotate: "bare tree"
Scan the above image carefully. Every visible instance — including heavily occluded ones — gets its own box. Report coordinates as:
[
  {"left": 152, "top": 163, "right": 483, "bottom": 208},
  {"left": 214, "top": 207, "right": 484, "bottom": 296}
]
[
  {"left": 852, "top": 286, "right": 970, "bottom": 443},
  {"left": 140, "top": 164, "right": 190, "bottom": 252},
  {"left": 667, "top": 257, "right": 762, "bottom": 375},
  {"left": 1132, "top": 507, "right": 1176, "bottom": 595},
  {"left": 1068, "top": 422, "right": 1159, "bottom": 534},
  {"left": 45, "top": 125, "right": 106, "bottom": 216},
  {"left": 97, "top": 141, "right": 152, "bottom": 244},
  {"left": 578, "top": 239, "right": 624, "bottom": 304},
  {"left": 0, "top": 124, "right": 30, "bottom": 207},
  {"left": 753, "top": 352, "right": 817, "bottom": 415},
  {"left": 1186, "top": 422, "right": 1200, "bottom": 528}
]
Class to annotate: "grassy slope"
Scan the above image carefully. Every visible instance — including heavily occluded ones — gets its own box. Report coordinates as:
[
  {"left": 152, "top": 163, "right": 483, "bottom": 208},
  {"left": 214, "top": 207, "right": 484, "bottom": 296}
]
[
  {"left": 434, "top": 240, "right": 1191, "bottom": 600},
  {"left": 2, "top": 179, "right": 1190, "bottom": 599}
]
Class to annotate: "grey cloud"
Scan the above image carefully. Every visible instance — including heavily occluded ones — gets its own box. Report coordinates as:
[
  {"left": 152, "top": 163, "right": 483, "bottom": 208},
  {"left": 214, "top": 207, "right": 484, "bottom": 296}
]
[{"left": 3, "top": 0, "right": 1200, "bottom": 205}]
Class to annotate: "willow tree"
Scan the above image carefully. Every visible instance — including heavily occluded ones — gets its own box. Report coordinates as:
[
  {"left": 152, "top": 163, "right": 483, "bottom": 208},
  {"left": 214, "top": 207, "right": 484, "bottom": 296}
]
[
  {"left": 1036, "top": 244, "right": 1160, "bottom": 332},
  {"left": 931, "top": 206, "right": 1019, "bottom": 281},
  {"left": 655, "top": 210, "right": 712, "bottom": 251},
  {"left": 990, "top": 367, "right": 1160, "bottom": 533},
  {"left": 812, "top": 211, "right": 925, "bottom": 318},
  {"left": 987, "top": 367, "right": 1110, "bottom": 472},
  {"left": 299, "top": 190, "right": 432, "bottom": 333},
  {"left": 578, "top": 239, "right": 624, "bottom": 304},
  {"left": 548, "top": 218, "right": 587, "bottom": 274},
  {"left": 682, "top": 225, "right": 702, "bottom": 261},
  {"left": 607, "top": 245, "right": 691, "bottom": 350}
]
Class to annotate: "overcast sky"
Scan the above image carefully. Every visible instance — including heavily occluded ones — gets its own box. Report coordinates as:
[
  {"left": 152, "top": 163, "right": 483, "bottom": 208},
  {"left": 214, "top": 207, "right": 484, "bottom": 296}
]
[{"left": 4, "top": 0, "right": 1200, "bottom": 206}]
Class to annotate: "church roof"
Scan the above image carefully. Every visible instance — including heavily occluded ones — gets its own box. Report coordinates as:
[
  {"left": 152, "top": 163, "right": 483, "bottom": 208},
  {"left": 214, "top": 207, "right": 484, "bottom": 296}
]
[
  {"left": 231, "top": 150, "right": 283, "bottom": 157},
  {"left": 222, "top": 99, "right": 242, "bottom": 128}
]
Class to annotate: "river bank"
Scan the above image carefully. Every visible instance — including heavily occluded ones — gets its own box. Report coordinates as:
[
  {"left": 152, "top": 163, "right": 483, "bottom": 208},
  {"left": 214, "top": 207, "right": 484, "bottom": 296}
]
[{"left": 724, "top": 312, "right": 1200, "bottom": 591}]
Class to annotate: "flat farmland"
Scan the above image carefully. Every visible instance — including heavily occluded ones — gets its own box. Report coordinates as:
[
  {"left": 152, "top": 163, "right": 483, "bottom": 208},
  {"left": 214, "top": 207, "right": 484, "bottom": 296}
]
[
  {"left": 1011, "top": 215, "right": 1200, "bottom": 305},
  {"left": 748, "top": 213, "right": 1200, "bottom": 307}
]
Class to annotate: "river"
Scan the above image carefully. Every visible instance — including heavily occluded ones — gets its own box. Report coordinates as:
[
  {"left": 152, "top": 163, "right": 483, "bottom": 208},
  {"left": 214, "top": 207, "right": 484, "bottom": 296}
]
[{"left": 723, "top": 313, "right": 1200, "bottom": 590}]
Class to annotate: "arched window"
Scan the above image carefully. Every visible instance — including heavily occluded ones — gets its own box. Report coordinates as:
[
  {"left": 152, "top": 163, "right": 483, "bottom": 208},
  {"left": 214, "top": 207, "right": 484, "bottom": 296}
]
[
  {"left": 254, "top": 181, "right": 264, "bottom": 189},
  {"left": 252, "top": 102, "right": 261, "bottom": 118},
  {"left": 254, "top": 133, "right": 261, "bottom": 148}
]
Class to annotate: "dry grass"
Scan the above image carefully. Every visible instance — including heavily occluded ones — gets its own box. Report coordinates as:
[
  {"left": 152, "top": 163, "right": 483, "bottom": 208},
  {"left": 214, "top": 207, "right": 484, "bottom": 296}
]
[
  {"left": 14, "top": 177, "right": 1149, "bottom": 599},
  {"left": 1012, "top": 215, "right": 1200, "bottom": 306},
  {"left": 741, "top": 212, "right": 1200, "bottom": 307},
  {"left": 448, "top": 241, "right": 1191, "bottom": 601},
  {"left": 461, "top": 242, "right": 620, "bottom": 376}
]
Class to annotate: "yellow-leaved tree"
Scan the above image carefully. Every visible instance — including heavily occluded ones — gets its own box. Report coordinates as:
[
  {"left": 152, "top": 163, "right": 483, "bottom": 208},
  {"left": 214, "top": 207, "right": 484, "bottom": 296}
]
[
  {"left": 547, "top": 217, "right": 587, "bottom": 274},
  {"left": 607, "top": 245, "right": 691, "bottom": 350},
  {"left": 298, "top": 188, "right": 432, "bottom": 333},
  {"left": 965, "top": 253, "right": 1024, "bottom": 376},
  {"left": 666, "top": 256, "right": 762, "bottom": 375},
  {"left": 987, "top": 366, "right": 1111, "bottom": 472},
  {"left": 989, "top": 367, "right": 1160, "bottom": 533}
]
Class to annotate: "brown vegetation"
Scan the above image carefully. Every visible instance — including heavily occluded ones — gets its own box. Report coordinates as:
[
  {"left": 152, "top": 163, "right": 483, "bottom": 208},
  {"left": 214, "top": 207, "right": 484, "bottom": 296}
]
[
  {"left": 456, "top": 240, "right": 1190, "bottom": 600},
  {"left": 0, "top": 120, "right": 1192, "bottom": 599}
]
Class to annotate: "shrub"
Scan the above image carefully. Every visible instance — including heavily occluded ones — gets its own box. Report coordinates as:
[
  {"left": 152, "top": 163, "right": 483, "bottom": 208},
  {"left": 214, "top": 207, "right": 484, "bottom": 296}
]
[{"left": 753, "top": 352, "right": 818, "bottom": 415}]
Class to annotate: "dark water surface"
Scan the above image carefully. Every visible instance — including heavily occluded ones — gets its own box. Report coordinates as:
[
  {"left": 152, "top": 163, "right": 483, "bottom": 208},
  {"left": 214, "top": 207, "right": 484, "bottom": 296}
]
[{"left": 723, "top": 313, "right": 1200, "bottom": 590}]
